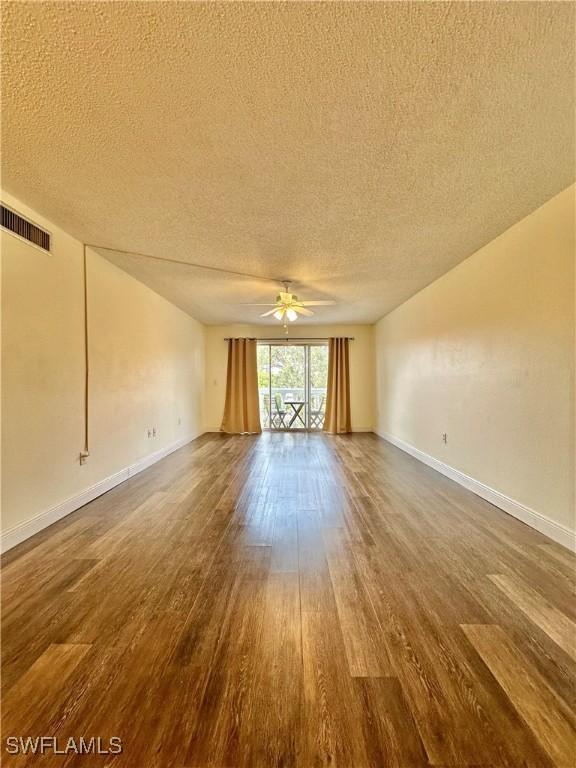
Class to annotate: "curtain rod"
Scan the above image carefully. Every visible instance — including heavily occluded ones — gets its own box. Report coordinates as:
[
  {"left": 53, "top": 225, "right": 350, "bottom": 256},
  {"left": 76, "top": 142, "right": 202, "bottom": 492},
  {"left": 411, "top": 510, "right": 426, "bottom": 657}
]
[{"left": 224, "top": 337, "right": 354, "bottom": 341}]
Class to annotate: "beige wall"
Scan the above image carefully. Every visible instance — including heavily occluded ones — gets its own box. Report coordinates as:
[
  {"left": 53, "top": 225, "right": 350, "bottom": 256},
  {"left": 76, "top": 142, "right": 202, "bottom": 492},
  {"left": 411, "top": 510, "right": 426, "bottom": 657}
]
[
  {"left": 1, "top": 192, "right": 205, "bottom": 540},
  {"left": 375, "top": 185, "right": 575, "bottom": 535},
  {"left": 204, "top": 324, "right": 374, "bottom": 432}
]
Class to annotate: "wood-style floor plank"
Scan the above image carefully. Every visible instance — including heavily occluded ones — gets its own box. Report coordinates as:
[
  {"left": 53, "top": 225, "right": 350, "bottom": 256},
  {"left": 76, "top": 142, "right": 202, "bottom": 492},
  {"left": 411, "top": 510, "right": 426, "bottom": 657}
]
[
  {"left": 322, "top": 525, "right": 391, "bottom": 677},
  {"left": 461, "top": 624, "right": 576, "bottom": 767},
  {"left": 2, "top": 644, "right": 92, "bottom": 739},
  {"left": 488, "top": 573, "right": 576, "bottom": 660},
  {"left": 2, "top": 432, "right": 575, "bottom": 767}
]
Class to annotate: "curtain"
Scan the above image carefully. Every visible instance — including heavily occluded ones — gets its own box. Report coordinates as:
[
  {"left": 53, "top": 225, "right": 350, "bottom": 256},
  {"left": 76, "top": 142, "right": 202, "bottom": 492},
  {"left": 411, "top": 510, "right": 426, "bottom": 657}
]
[
  {"left": 323, "top": 337, "right": 351, "bottom": 434},
  {"left": 220, "top": 338, "right": 262, "bottom": 434}
]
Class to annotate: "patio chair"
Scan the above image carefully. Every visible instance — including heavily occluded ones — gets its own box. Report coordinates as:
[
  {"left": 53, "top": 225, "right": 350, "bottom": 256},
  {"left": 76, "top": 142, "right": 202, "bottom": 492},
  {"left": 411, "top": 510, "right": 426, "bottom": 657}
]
[
  {"left": 262, "top": 394, "right": 272, "bottom": 429},
  {"left": 273, "top": 393, "right": 287, "bottom": 429},
  {"left": 310, "top": 394, "right": 325, "bottom": 429}
]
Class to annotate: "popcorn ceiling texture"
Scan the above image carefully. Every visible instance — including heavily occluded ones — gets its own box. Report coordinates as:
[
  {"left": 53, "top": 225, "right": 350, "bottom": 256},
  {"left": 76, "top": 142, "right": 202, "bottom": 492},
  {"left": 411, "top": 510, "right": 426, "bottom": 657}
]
[{"left": 1, "top": 1, "right": 574, "bottom": 324}]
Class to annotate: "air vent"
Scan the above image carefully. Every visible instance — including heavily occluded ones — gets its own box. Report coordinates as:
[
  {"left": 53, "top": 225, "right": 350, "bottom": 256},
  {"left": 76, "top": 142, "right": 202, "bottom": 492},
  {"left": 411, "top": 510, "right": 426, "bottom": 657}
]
[{"left": 1, "top": 204, "right": 51, "bottom": 252}]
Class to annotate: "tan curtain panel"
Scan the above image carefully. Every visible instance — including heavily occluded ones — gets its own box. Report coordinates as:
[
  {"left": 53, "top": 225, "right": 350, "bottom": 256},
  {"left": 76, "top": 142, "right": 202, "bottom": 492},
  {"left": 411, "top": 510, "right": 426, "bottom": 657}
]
[
  {"left": 221, "top": 338, "right": 262, "bottom": 434},
  {"left": 323, "top": 337, "right": 352, "bottom": 434}
]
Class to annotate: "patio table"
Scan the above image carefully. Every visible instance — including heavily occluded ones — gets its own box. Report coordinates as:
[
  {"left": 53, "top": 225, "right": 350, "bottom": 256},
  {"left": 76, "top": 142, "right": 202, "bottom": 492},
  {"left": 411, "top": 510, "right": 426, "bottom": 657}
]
[{"left": 285, "top": 401, "right": 306, "bottom": 428}]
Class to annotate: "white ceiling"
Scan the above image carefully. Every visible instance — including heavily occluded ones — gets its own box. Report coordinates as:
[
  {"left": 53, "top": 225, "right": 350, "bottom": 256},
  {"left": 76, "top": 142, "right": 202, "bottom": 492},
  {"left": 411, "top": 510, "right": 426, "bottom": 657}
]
[{"left": 1, "top": 2, "right": 574, "bottom": 325}]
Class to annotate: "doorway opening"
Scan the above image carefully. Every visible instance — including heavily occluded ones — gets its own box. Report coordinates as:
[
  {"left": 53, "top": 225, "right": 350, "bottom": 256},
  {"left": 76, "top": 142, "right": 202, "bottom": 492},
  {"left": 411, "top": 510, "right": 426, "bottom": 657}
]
[{"left": 257, "top": 342, "right": 328, "bottom": 431}]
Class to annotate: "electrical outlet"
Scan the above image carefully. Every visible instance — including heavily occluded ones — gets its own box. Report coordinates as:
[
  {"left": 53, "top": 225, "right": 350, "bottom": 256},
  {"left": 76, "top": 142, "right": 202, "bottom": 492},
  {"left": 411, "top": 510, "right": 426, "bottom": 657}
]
[
  {"left": 442, "top": 433, "right": 447, "bottom": 444},
  {"left": 79, "top": 451, "right": 90, "bottom": 465}
]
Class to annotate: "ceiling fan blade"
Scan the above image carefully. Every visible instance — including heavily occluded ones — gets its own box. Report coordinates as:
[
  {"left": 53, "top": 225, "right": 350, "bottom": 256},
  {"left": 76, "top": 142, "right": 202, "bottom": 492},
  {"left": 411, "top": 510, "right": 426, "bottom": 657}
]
[
  {"left": 293, "top": 306, "right": 314, "bottom": 317},
  {"left": 299, "top": 300, "right": 336, "bottom": 306},
  {"left": 239, "top": 303, "right": 277, "bottom": 306},
  {"left": 260, "top": 308, "right": 280, "bottom": 317}
]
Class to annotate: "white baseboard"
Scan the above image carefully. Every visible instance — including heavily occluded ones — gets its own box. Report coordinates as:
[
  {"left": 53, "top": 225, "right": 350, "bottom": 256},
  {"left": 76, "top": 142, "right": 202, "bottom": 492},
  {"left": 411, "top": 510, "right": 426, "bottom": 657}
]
[
  {"left": 376, "top": 430, "right": 575, "bottom": 552},
  {"left": 1, "top": 432, "right": 203, "bottom": 554},
  {"left": 202, "top": 426, "right": 375, "bottom": 434}
]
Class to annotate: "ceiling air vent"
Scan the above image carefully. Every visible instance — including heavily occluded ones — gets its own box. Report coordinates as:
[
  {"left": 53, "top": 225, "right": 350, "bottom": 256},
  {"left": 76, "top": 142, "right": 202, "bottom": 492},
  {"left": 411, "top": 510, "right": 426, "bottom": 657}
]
[{"left": 1, "top": 204, "right": 51, "bottom": 252}]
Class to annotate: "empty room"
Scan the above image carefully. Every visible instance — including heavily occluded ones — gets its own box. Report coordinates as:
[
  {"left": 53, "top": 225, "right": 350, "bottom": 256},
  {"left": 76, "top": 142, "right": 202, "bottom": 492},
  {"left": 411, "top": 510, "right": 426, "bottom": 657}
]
[{"left": 1, "top": 1, "right": 574, "bottom": 766}]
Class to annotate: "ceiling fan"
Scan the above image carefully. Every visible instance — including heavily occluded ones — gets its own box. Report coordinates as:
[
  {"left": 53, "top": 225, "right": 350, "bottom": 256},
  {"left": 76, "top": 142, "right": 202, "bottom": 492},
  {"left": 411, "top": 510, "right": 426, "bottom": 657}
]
[{"left": 244, "top": 281, "right": 336, "bottom": 323}]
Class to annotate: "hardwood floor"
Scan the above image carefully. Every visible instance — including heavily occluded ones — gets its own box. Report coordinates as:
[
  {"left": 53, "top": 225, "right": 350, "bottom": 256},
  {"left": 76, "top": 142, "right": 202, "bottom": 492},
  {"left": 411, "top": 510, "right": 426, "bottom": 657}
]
[{"left": 2, "top": 432, "right": 575, "bottom": 767}]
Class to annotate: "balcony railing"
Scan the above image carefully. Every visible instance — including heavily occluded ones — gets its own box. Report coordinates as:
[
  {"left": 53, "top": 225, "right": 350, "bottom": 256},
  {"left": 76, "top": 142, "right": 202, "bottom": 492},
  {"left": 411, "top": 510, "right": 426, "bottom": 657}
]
[{"left": 259, "top": 387, "right": 327, "bottom": 430}]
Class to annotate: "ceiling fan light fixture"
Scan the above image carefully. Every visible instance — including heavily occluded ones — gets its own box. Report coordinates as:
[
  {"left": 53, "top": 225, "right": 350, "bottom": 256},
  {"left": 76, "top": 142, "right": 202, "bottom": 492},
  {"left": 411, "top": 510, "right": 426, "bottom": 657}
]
[{"left": 253, "top": 281, "right": 336, "bottom": 325}]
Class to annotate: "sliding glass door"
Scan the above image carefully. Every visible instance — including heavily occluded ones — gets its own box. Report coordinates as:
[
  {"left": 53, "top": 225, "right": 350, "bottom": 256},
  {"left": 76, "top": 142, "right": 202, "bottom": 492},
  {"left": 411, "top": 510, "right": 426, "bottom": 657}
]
[
  {"left": 309, "top": 344, "right": 328, "bottom": 429},
  {"left": 257, "top": 342, "right": 328, "bottom": 431}
]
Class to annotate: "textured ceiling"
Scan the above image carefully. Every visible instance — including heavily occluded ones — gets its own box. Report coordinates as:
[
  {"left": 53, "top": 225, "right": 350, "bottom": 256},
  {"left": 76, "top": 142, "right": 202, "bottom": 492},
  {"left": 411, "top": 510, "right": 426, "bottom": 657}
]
[{"left": 1, "top": 2, "right": 574, "bottom": 325}]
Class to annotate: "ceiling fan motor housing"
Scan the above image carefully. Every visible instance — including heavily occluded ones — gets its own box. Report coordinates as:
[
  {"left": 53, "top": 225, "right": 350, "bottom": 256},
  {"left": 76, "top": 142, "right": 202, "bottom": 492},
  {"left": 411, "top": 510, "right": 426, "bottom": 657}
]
[{"left": 277, "top": 291, "right": 298, "bottom": 305}]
